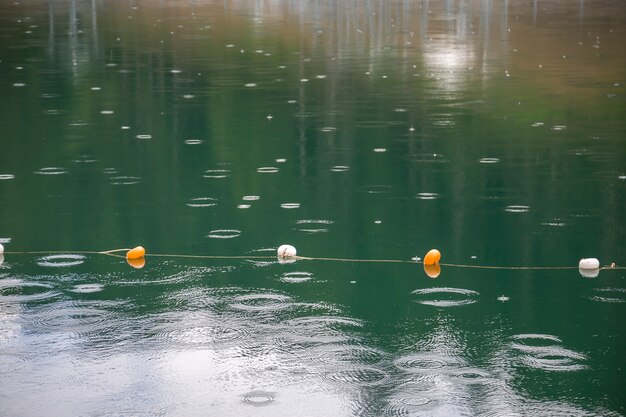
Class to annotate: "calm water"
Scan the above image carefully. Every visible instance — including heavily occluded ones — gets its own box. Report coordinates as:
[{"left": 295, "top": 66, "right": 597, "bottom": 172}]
[{"left": 1, "top": 0, "right": 625, "bottom": 416}]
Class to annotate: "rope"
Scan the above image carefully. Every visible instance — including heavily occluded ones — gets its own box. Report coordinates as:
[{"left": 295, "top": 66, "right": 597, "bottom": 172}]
[{"left": 2, "top": 250, "right": 622, "bottom": 270}]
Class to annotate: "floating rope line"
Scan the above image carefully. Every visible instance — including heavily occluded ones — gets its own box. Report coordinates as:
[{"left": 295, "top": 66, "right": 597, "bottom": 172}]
[{"left": 2, "top": 249, "right": 622, "bottom": 271}]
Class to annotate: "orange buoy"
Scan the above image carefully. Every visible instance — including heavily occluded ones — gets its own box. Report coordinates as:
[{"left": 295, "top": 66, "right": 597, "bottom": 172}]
[
  {"left": 126, "top": 246, "right": 145, "bottom": 260},
  {"left": 423, "top": 263, "right": 441, "bottom": 278},
  {"left": 423, "top": 249, "right": 441, "bottom": 265},
  {"left": 127, "top": 256, "right": 146, "bottom": 269}
]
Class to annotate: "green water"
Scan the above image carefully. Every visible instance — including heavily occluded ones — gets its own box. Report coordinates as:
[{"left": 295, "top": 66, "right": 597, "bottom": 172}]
[{"left": 1, "top": 0, "right": 625, "bottom": 416}]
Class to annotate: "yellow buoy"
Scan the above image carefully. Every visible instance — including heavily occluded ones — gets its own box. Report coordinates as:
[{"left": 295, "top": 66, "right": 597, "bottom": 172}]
[
  {"left": 126, "top": 246, "right": 145, "bottom": 260},
  {"left": 424, "top": 249, "right": 441, "bottom": 265},
  {"left": 127, "top": 256, "right": 146, "bottom": 269},
  {"left": 423, "top": 263, "right": 441, "bottom": 278}
]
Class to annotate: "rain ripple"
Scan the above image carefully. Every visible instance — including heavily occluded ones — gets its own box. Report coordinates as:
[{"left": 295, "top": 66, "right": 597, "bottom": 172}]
[
  {"left": 295, "top": 219, "right": 333, "bottom": 233},
  {"left": 411, "top": 287, "right": 479, "bottom": 307},
  {"left": 36, "top": 254, "right": 86, "bottom": 268},
  {"left": 0, "top": 279, "right": 59, "bottom": 302},
  {"left": 510, "top": 334, "right": 587, "bottom": 372},
  {"left": 323, "top": 366, "right": 388, "bottom": 386}
]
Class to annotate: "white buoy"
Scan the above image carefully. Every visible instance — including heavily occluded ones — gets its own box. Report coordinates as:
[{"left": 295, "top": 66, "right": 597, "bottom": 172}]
[
  {"left": 0, "top": 243, "right": 4, "bottom": 254},
  {"left": 578, "top": 258, "right": 600, "bottom": 270},
  {"left": 277, "top": 244, "right": 297, "bottom": 258}
]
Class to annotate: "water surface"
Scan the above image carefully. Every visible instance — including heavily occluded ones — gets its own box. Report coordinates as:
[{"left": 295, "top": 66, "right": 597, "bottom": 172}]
[{"left": 0, "top": 0, "right": 625, "bottom": 416}]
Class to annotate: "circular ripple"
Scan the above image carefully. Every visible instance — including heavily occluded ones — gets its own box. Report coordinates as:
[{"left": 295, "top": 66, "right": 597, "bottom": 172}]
[
  {"left": 450, "top": 368, "right": 491, "bottom": 384},
  {"left": 505, "top": 205, "right": 530, "bottom": 213},
  {"left": 416, "top": 192, "right": 439, "bottom": 200},
  {"left": 257, "top": 167, "right": 279, "bottom": 173},
  {"left": 394, "top": 353, "right": 462, "bottom": 373},
  {"left": 0, "top": 352, "right": 29, "bottom": 374},
  {"left": 0, "top": 174, "right": 15, "bottom": 180},
  {"left": 323, "top": 366, "right": 388, "bottom": 386},
  {"left": 159, "top": 324, "right": 249, "bottom": 346},
  {"left": 36, "top": 254, "right": 86, "bottom": 268},
  {"left": 242, "top": 195, "right": 260, "bottom": 201},
  {"left": 70, "top": 283, "right": 104, "bottom": 293},
  {"left": 186, "top": 197, "right": 217, "bottom": 208},
  {"left": 135, "top": 134, "right": 152, "bottom": 139},
  {"left": 0, "top": 279, "right": 59, "bottom": 302},
  {"left": 242, "top": 391, "right": 275, "bottom": 407},
  {"left": 206, "top": 229, "right": 241, "bottom": 239},
  {"left": 230, "top": 293, "right": 293, "bottom": 311},
  {"left": 411, "top": 287, "right": 479, "bottom": 307},
  {"left": 306, "top": 343, "right": 385, "bottom": 365},
  {"left": 280, "top": 203, "right": 300, "bottom": 209},
  {"left": 479, "top": 157, "right": 500, "bottom": 164},
  {"left": 330, "top": 165, "right": 350, "bottom": 172},
  {"left": 203, "top": 169, "right": 230, "bottom": 179},
  {"left": 110, "top": 176, "right": 141, "bottom": 185},
  {"left": 33, "top": 167, "right": 67, "bottom": 175},
  {"left": 295, "top": 219, "right": 333, "bottom": 234},
  {"left": 184, "top": 139, "right": 204, "bottom": 145},
  {"left": 34, "top": 304, "right": 109, "bottom": 333},
  {"left": 280, "top": 271, "right": 313, "bottom": 283}
]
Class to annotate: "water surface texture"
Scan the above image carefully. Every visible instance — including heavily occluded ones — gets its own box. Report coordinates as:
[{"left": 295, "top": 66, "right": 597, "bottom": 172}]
[{"left": 1, "top": 0, "right": 625, "bottom": 416}]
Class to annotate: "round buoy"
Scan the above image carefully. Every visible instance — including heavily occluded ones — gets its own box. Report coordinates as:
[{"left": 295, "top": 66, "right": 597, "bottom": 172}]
[
  {"left": 126, "top": 246, "right": 146, "bottom": 260},
  {"left": 423, "top": 249, "right": 441, "bottom": 265},
  {"left": 277, "top": 244, "right": 297, "bottom": 258},
  {"left": 423, "top": 263, "right": 441, "bottom": 278},
  {"left": 0, "top": 243, "right": 4, "bottom": 254},
  {"left": 578, "top": 267, "right": 599, "bottom": 278},
  {"left": 578, "top": 258, "right": 600, "bottom": 270}
]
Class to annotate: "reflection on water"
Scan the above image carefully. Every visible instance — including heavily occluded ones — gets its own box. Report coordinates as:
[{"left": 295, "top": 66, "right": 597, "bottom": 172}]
[{"left": 0, "top": 0, "right": 625, "bottom": 416}]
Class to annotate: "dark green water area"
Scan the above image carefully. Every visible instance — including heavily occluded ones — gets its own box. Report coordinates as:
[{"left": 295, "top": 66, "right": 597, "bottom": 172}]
[{"left": 1, "top": 0, "right": 625, "bottom": 416}]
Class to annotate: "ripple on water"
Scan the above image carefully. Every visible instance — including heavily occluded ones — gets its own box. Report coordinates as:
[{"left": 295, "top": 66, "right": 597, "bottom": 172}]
[
  {"left": 330, "top": 165, "right": 350, "bottom": 172},
  {"left": 394, "top": 352, "right": 463, "bottom": 373},
  {"left": 186, "top": 197, "right": 217, "bottom": 208},
  {"left": 184, "top": 139, "right": 204, "bottom": 145},
  {"left": 384, "top": 387, "right": 441, "bottom": 416},
  {"left": 36, "top": 254, "right": 86, "bottom": 268},
  {"left": 0, "top": 279, "right": 59, "bottom": 302},
  {"left": 411, "top": 287, "right": 479, "bottom": 307},
  {"left": 33, "top": 167, "right": 67, "bottom": 175},
  {"left": 203, "top": 169, "right": 230, "bottom": 179},
  {"left": 511, "top": 334, "right": 587, "bottom": 372},
  {"left": 295, "top": 219, "right": 333, "bottom": 233},
  {"left": 305, "top": 343, "right": 385, "bottom": 366},
  {"left": 323, "top": 366, "right": 388, "bottom": 386},
  {"left": 281, "top": 316, "right": 363, "bottom": 344},
  {"left": 0, "top": 174, "right": 15, "bottom": 180},
  {"left": 110, "top": 176, "right": 141, "bottom": 185},
  {"left": 415, "top": 192, "right": 439, "bottom": 200},
  {"left": 479, "top": 157, "right": 500, "bottom": 164},
  {"left": 156, "top": 320, "right": 250, "bottom": 347},
  {"left": 230, "top": 293, "right": 294, "bottom": 312},
  {"left": 0, "top": 352, "right": 30, "bottom": 374},
  {"left": 280, "top": 203, "right": 300, "bottom": 209},
  {"left": 588, "top": 287, "right": 626, "bottom": 303},
  {"left": 70, "top": 283, "right": 104, "bottom": 293},
  {"left": 257, "top": 166, "right": 279, "bottom": 173},
  {"left": 206, "top": 229, "right": 241, "bottom": 239},
  {"left": 33, "top": 302, "right": 111, "bottom": 334},
  {"left": 280, "top": 271, "right": 313, "bottom": 283},
  {"left": 505, "top": 205, "right": 530, "bottom": 213},
  {"left": 242, "top": 391, "right": 276, "bottom": 407}
]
